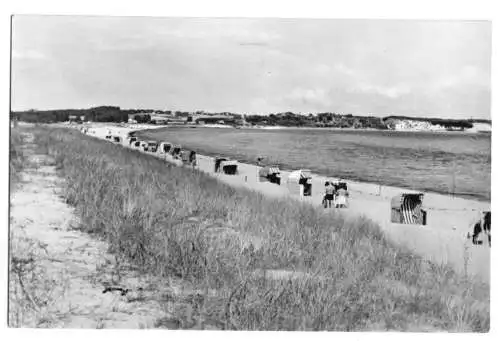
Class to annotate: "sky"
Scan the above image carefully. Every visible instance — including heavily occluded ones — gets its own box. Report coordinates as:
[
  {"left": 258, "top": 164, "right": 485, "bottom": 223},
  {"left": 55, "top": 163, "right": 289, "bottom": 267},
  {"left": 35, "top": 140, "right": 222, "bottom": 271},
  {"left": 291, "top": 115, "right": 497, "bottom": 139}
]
[{"left": 11, "top": 16, "right": 492, "bottom": 119}]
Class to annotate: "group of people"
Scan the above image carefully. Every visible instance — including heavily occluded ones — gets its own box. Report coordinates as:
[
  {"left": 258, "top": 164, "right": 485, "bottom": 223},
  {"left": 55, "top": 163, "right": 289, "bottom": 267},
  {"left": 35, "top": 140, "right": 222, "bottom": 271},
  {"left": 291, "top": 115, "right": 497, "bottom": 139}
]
[{"left": 323, "top": 181, "right": 349, "bottom": 209}]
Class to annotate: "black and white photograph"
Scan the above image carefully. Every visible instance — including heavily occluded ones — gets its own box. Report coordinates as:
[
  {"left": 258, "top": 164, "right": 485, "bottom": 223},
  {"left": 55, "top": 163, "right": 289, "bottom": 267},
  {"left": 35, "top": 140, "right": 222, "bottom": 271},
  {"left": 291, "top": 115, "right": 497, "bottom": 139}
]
[{"left": 6, "top": 2, "right": 494, "bottom": 335}]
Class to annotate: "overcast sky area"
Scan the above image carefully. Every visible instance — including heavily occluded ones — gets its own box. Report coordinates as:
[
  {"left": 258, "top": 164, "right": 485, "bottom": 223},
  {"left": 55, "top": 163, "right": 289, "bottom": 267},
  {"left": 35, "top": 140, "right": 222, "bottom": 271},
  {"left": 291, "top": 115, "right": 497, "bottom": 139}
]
[{"left": 11, "top": 16, "right": 491, "bottom": 119}]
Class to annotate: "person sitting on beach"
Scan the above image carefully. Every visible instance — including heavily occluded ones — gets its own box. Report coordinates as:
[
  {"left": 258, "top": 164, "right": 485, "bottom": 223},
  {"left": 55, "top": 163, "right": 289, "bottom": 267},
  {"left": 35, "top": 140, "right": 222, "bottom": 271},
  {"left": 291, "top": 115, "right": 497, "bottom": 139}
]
[{"left": 324, "top": 181, "right": 335, "bottom": 208}]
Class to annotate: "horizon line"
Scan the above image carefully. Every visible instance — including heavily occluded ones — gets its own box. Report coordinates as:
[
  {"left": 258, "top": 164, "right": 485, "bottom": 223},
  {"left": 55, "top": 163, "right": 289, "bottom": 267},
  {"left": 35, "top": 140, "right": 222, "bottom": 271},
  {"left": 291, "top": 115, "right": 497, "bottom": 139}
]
[{"left": 10, "top": 105, "right": 491, "bottom": 121}]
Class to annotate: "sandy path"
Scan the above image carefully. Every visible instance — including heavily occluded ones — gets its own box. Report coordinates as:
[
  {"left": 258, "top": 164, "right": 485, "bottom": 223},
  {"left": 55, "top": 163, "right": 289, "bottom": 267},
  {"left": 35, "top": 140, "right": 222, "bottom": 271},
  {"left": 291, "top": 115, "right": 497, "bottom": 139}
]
[
  {"left": 9, "top": 131, "right": 184, "bottom": 328},
  {"left": 83, "top": 125, "right": 491, "bottom": 282}
]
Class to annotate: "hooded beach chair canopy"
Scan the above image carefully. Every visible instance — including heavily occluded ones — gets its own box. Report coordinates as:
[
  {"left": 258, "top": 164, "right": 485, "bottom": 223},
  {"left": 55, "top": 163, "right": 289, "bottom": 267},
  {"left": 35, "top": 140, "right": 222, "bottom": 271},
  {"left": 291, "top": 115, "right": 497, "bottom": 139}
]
[
  {"left": 160, "top": 142, "right": 172, "bottom": 152},
  {"left": 171, "top": 145, "right": 182, "bottom": 155},
  {"left": 181, "top": 150, "right": 194, "bottom": 162},
  {"left": 391, "top": 192, "right": 424, "bottom": 208},
  {"left": 391, "top": 192, "right": 426, "bottom": 225},
  {"left": 259, "top": 166, "right": 280, "bottom": 177},
  {"left": 220, "top": 159, "right": 238, "bottom": 166},
  {"left": 268, "top": 166, "right": 280, "bottom": 174},
  {"left": 288, "top": 169, "right": 312, "bottom": 183},
  {"left": 219, "top": 159, "right": 238, "bottom": 174}
]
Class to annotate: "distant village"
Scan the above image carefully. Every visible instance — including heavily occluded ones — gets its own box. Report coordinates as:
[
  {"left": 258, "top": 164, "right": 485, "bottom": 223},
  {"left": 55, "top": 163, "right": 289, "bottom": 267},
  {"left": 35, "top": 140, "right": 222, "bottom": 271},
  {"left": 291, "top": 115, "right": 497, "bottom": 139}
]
[
  {"left": 127, "top": 111, "right": 242, "bottom": 126},
  {"left": 11, "top": 106, "right": 492, "bottom": 133}
]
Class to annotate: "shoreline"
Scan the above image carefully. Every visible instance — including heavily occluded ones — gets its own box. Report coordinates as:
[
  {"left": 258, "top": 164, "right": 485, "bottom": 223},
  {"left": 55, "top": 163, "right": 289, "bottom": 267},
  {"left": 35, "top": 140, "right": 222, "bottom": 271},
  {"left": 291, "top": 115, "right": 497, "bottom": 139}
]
[
  {"left": 76, "top": 123, "right": 490, "bottom": 281},
  {"left": 73, "top": 122, "right": 491, "bottom": 203},
  {"left": 132, "top": 125, "right": 491, "bottom": 203},
  {"left": 189, "top": 124, "right": 491, "bottom": 134},
  {"left": 122, "top": 122, "right": 492, "bottom": 135},
  {"left": 94, "top": 122, "right": 490, "bottom": 212}
]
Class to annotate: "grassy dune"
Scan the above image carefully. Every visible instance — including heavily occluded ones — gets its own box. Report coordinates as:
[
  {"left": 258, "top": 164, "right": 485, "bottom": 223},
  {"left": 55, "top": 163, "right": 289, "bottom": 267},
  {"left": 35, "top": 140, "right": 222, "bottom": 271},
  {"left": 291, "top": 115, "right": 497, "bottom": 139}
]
[
  {"left": 26, "top": 126, "right": 489, "bottom": 331},
  {"left": 9, "top": 127, "right": 30, "bottom": 326},
  {"left": 10, "top": 128, "right": 26, "bottom": 188},
  {"left": 9, "top": 128, "right": 57, "bottom": 327}
]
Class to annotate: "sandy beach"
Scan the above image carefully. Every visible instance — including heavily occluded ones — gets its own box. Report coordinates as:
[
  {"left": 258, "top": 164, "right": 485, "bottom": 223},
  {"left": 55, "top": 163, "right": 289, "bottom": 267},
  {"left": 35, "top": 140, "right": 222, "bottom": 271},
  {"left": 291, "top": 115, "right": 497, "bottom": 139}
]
[{"left": 81, "top": 123, "right": 491, "bottom": 283}]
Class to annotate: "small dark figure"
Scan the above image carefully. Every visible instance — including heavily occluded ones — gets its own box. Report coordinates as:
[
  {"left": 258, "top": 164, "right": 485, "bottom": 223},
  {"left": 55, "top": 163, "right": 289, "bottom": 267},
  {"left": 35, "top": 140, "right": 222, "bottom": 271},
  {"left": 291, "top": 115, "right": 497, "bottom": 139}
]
[
  {"left": 102, "top": 287, "right": 129, "bottom": 296},
  {"left": 322, "top": 182, "right": 328, "bottom": 208},
  {"left": 471, "top": 211, "right": 491, "bottom": 247},
  {"left": 485, "top": 211, "right": 491, "bottom": 246},
  {"left": 472, "top": 221, "right": 483, "bottom": 245},
  {"left": 256, "top": 156, "right": 264, "bottom": 166},
  {"left": 299, "top": 177, "right": 312, "bottom": 197}
]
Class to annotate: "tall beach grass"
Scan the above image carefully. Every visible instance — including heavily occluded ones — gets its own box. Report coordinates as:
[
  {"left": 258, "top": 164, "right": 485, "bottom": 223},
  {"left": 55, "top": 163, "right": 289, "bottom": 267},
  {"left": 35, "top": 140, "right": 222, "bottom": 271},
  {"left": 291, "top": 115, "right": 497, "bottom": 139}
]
[
  {"left": 10, "top": 127, "right": 25, "bottom": 188},
  {"left": 9, "top": 127, "right": 64, "bottom": 327},
  {"left": 26, "top": 125, "right": 489, "bottom": 331}
]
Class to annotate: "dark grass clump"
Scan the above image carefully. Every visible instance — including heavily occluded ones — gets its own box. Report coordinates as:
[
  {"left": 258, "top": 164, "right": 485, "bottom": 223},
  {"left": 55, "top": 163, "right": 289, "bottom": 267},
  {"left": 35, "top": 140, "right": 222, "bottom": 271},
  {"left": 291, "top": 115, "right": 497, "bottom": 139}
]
[{"left": 28, "top": 126, "right": 489, "bottom": 331}]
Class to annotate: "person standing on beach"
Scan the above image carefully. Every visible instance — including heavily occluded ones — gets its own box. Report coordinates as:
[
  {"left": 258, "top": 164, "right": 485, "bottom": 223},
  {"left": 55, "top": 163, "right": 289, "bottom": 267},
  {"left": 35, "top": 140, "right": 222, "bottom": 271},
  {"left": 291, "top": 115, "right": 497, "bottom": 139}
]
[
  {"left": 256, "top": 156, "right": 264, "bottom": 180},
  {"left": 323, "top": 182, "right": 328, "bottom": 208},
  {"left": 335, "top": 182, "right": 348, "bottom": 208},
  {"left": 325, "top": 181, "right": 335, "bottom": 208}
]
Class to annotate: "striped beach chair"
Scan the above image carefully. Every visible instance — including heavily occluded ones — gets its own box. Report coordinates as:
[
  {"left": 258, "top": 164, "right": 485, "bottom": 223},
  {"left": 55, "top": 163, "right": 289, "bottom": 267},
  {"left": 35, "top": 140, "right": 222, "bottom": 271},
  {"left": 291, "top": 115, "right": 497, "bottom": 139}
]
[
  {"left": 391, "top": 193, "right": 427, "bottom": 225},
  {"left": 259, "top": 166, "right": 281, "bottom": 184}
]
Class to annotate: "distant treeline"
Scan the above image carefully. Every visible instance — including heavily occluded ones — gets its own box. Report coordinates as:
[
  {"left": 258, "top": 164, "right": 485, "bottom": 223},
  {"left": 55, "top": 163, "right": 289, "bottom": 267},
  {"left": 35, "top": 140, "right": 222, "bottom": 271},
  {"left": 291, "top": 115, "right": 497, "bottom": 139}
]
[
  {"left": 245, "top": 112, "right": 388, "bottom": 129},
  {"left": 12, "top": 106, "right": 128, "bottom": 123},
  {"left": 11, "top": 107, "right": 241, "bottom": 124},
  {"left": 11, "top": 107, "right": 491, "bottom": 130}
]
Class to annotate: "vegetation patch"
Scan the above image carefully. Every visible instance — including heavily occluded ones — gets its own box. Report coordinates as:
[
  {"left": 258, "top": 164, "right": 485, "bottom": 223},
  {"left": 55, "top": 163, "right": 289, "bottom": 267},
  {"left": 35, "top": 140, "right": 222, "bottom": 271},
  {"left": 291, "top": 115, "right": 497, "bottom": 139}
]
[
  {"left": 25, "top": 126, "right": 490, "bottom": 331},
  {"left": 10, "top": 128, "right": 26, "bottom": 188},
  {"left": 11, "top": 107, "right": 490, "bottom": 130}
]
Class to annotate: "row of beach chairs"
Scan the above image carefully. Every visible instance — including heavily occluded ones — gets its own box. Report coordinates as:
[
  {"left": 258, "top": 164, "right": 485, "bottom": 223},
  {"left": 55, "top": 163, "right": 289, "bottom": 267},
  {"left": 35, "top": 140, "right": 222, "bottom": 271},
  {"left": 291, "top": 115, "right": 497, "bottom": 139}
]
[{"left": 81, "top": 128, "right": 491, "bottom": 241}]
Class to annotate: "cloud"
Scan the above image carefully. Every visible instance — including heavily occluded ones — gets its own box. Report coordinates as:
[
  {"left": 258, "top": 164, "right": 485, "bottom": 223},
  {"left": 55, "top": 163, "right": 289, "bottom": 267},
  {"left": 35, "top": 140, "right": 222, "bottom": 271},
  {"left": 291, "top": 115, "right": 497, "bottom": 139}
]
[
  {"left": 328, "top": 63, "right": 412, "bottom": 99},
  {"left": 431, "top": 65, "right": 489, "bottom": 91},
  {"left": 12, "top": 49, "right": 46, "bottom": 60},
  {"left": 158, "top": 21, "right": 281, "bottom": 44},
  {"left": 239, "top": 42, "right": 269, "bottom": 47},
  {"left": 354, "top": 83, "right": 412, "bottom": 99},
  {"left": 332, "top": 63, "right": 358, "bottom": 77},
  {"left": 10, "top": 17, "right": 491, "bottom": 119},
  {"left": 286, "top": 87, "right": 331, "bottom": 106}
]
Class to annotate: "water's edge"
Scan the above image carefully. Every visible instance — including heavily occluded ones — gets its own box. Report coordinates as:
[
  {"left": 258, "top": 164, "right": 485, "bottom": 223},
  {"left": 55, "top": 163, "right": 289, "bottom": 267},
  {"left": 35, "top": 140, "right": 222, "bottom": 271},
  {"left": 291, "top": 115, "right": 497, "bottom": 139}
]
[{"left": 132, "top": 129, "right": 490, "bottom": 202}]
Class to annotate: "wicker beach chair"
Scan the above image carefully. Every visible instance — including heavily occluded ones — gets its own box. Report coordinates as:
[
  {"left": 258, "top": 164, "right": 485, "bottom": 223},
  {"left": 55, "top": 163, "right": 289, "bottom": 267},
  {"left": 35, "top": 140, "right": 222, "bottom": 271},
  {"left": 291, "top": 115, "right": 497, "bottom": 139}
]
[
  {"left": 390, "top": 193, "right": 427, "bottom": 225},
  {"left": 159, "top": 142, "right": 172, "bottom": 154},
  {"left": 287, "top": 170, "right": 312, "bottom": 197},
  {"left": 220, "top": 160, "right": 238, "bottom": 175}
]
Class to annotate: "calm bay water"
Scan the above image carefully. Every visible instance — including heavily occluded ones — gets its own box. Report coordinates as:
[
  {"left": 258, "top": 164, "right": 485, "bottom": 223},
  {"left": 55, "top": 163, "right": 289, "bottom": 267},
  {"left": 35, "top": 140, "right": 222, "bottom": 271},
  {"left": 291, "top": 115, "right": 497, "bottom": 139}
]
[{"left": 138, "top": 127, "right": 491, "bottom": 201}]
